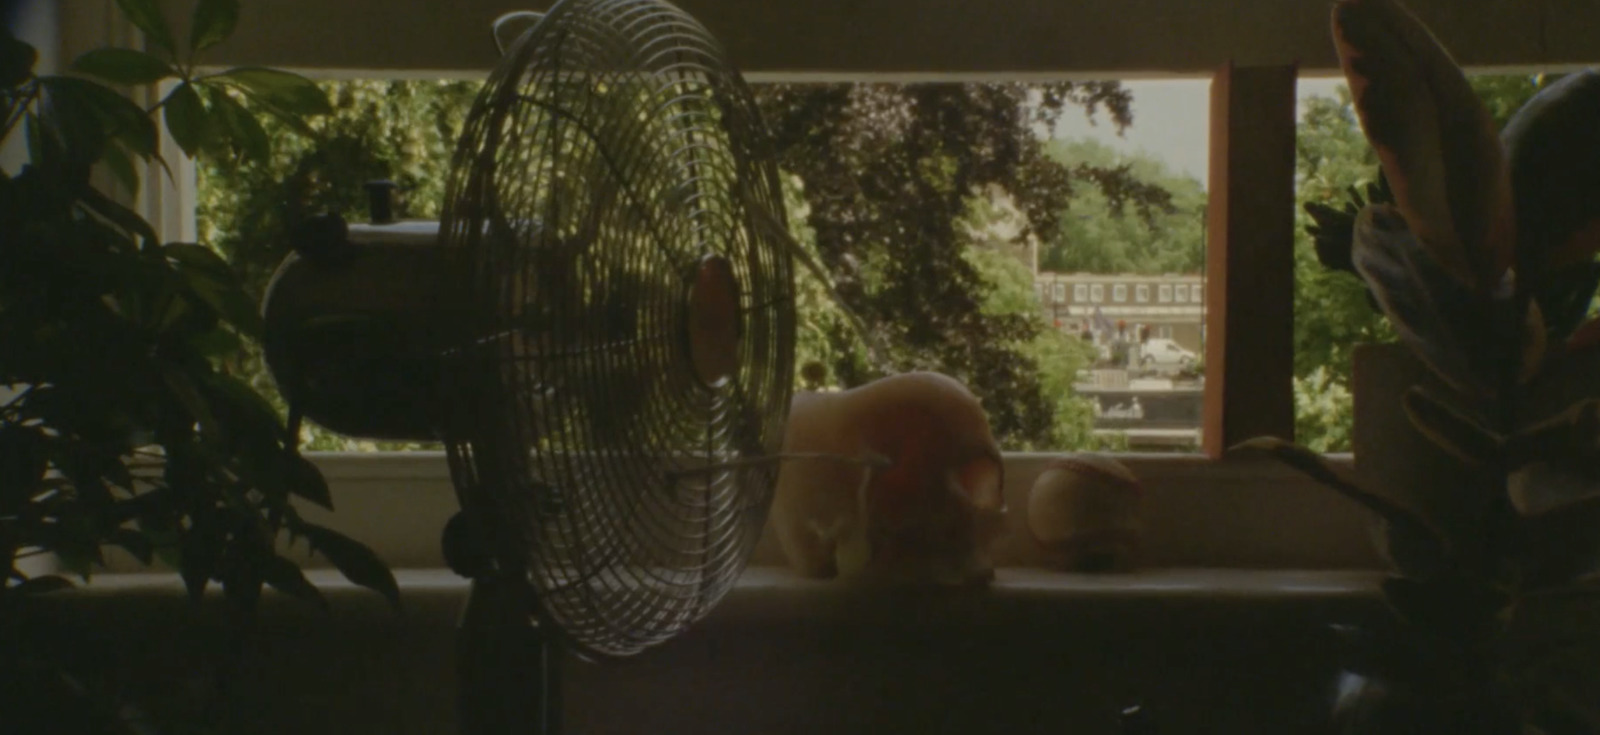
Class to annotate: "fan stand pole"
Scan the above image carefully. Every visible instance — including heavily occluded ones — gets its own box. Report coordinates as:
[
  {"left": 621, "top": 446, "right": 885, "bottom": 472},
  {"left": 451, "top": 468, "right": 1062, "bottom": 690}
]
[{"left": 457, "top": 571, "right": 562, "bottom": 735}]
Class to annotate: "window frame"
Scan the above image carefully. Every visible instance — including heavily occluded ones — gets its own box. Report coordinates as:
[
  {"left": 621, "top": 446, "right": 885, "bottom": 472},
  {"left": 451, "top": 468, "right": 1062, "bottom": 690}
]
[{"left": 64, "top": 2, "right": 1464, "bottom": 569}]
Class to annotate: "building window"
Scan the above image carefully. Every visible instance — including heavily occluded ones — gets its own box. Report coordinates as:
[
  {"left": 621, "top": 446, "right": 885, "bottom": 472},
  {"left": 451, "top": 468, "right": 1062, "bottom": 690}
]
[
  {"left": 1113, "top": 284, "right": 1127, "bottom": 303},
  {"left": 1090, "top": 284, "right": 1104, "bottom": 303},
  {"left": 1191, "top": 284, "right": 1203, "bottom": 302},
  {"left": 1073, "top": 283, "right": 1088, "bottom": 303},
  {"left": 1174, "top": 285, "right": 1187, "bottom": 304},
  {"left": 1159, "top": 284, "right": 1173, "bottom": 303},
  {"left": 1136, "top": 284, "right": 1150, "bottom": 303},
  {"left": 1052, "top": 282, "right": 1066, "bottom": 303}
]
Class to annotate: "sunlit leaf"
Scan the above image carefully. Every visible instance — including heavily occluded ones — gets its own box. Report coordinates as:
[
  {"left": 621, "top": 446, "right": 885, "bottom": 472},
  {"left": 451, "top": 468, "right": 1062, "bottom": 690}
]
[
  {"left": 202, "top": 84, "right": 269, "bottom": 163},
  {"left": 213, "top": 67, "right": 331, "bottom": 117},
  {"left": 113, "top": 0, "right": 176, "bottom": 57},
  {"left": 162, "top": 82, "right": 208, "bottom": 158},
  {"left": 70, "top": 47, "right": 173, "bottom": 85},
  {"left": 188, "top": 0, "right": 240, "bottom": 55}
]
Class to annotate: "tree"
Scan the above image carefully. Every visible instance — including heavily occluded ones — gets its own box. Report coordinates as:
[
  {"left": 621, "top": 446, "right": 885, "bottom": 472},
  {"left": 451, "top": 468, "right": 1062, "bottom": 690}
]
[
  {"left": 196, "top": 79, "right": 480, "bottom": 450},
  {"left": 1040, "top": 138, "right": 1206, "bottom": 275},
  {"left": 756, "top": 83, "right": 1173, "bottom": 448}
]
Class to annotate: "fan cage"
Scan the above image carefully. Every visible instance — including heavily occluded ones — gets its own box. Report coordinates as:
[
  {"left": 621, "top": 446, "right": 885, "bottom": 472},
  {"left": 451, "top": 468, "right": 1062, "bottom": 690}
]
[{"left": 437, "top": 0, "right": 796, "bottom": 659}]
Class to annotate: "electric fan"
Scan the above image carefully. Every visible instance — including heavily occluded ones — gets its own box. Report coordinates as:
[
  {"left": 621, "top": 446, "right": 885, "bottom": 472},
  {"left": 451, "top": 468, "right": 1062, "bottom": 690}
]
[{"left": 260, "top": 1, "right": 799, "bottom": 731}]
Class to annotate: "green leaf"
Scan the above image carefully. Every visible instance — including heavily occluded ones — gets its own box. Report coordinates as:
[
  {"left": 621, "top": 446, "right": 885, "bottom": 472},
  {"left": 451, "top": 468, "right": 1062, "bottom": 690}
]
[
  {"left": 161, "top": 364, "right": 219, "bottom": 437},
  {"left": 100, "top": 140, "right": 141, "bottom": 196},
  {"left": 189, "top": 0, "right": 240, "bottom": 54},
  {"left": 283, "top": 453, "right": 332, "bottom": 509},
  {"left": 200, "top": 372, "right": 286, "bottom": 447},
  {"left": 23, "top": 111, "right": 43, "bottom": 164},
  {"left": 162, "top": 82, "right": 208, "bottom": 158},
  {"left": 11, "top": 575, "right": 74, "bottom": 596},
  {"left": 70, "top": 47, "right": 173, "bottom": 85},
  {"left": 299, "top": 523, "right": 399, "bottom": 610},
  {"left": 179, "top": 519, "right": 224, "bottom": 601},
  {"left": 261, "top": 554, "right": 327, "bottom": 608},
  {"left": 78, "top": 183, "right": 160, "bottom": 245},
  {"left": 188, "top": 325, "right": 244, "bottom": 357},
  {"left": 109, "top": 527, "right": 154, "bottom": 565},
  {"left": 0, "top": 424, "right": 48, "bottom": 514},
  {"left": 39, "top": 75, "right": 159, "bottom": 158},
  {"left": 163, "top": 242, "right": 264, "bottom": 336},
  {"left": 1229, "top": 436, "right": 1451, "bottom": 558},
  {"left": 1401, "top": 386, "right": 1503, "bottom": 465},
  {"left": 1, "top": 32, "right": 38, "bottom": 87},
  {"left": 113, "top": 0, "right": 177, "bottom": 57},
  {"left": 202, "top": 85, "right": 269, "bottom": 163},
  {"left": 213, "top": 67, "right": 331, "bottom": 117}
]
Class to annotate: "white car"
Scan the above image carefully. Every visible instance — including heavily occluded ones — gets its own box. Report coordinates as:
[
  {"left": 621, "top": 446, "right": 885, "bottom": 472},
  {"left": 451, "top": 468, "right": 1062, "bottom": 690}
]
[{"left": 1139, "top": 338, "right": 1197, "bottom": 369}]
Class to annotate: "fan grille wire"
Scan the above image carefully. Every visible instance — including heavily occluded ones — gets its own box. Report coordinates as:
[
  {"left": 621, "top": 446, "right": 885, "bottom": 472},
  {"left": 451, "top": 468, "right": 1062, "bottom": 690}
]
[{"left": 438, "top": 0, "right": 795, "bottom": 658}]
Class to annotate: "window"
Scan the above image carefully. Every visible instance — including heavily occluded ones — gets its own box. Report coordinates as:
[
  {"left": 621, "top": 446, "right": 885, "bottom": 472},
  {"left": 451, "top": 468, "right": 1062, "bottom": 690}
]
[
  {"left": 1191, "top": 284, "right": 1202, "bottom": 302},
  {"left": 1159, "top": 284, "right": 1172, "bottom": 303},
  {"left": 1090, "top": 284, "right": 1104, "bottom": 303},
  {"left": 1136, "top": 284, "right": 1150, "bottom": 303},
  {"left": 1073, "top": 283, "right": 1088, "bottom": 302},
  {"left": 1174, "top": 285, "right": 1187, "bottom": 304},
  {"left": 1051, "top": 282, "right": 1066, "bottom": 303},
  {"left": 1113, "top": 284, "right": 1127, "bottom": 303}
]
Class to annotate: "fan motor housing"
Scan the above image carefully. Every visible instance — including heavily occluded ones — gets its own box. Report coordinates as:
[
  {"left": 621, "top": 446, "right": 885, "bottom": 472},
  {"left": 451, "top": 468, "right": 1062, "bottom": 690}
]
[{"left": 262, "top": 221, "right": 466, "bottom": 441}]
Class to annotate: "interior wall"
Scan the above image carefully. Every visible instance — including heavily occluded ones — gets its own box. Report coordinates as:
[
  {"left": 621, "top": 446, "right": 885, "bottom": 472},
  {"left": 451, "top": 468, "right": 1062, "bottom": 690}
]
[{"left": 131, "top": 0, "right": 1592, "bottom": 79}]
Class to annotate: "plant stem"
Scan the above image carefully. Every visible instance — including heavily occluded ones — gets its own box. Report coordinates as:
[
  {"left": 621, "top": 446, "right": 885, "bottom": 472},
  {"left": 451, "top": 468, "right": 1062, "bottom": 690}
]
[{"left": 0, "top": 81, "right": 39, "bottom": 143}]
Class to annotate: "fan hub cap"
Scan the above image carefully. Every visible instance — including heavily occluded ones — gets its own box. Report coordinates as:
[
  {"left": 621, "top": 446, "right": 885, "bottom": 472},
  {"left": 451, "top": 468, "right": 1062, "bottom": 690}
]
[{"left": 686, "top": 254, "right": 741, "bottom": 387}]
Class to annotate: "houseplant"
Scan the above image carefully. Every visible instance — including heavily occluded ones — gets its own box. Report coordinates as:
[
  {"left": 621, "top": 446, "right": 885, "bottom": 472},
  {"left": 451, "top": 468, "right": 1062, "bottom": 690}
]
[
  {"left": 2, "top": 0, "right": 398, "bottom": 730},
  {"left": 1238, "top": 0, "right": 1600, "bottom": 732}
]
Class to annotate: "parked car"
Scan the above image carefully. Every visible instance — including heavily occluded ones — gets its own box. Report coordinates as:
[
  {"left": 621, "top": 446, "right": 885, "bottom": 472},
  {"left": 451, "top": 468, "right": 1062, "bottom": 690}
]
[{"left": 1139, "top": 338, "right": 1197, "bottom": 369}]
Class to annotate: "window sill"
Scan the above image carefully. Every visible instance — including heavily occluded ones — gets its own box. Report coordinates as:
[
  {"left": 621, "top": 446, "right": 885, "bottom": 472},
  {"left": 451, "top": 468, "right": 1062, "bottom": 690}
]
[
  {"left": 44, "top": 566, "right": 1386, "bottom": 734},
  {"left": 76, "top": 450, "right": 1381, "bottom": 574},
  {"left": 285, "top": 450, "right": 1382, "bottom": 572}
]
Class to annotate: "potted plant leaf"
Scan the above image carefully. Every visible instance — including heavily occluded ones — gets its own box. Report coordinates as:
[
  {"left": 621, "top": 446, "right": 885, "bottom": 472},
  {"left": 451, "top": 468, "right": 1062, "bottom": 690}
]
[
  {"left": 1236, "top": 0, "right": 1600, "bottom": 732},
  {"left": 2, "top": 1, "right": 397, "bottom": 731}
]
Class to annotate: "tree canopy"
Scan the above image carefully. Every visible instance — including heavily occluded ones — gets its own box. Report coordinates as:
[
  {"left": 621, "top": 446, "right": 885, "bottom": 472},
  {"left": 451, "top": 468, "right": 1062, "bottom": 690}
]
[{"left": 756, "top": 83, "right": 1175, "bottom": 448}]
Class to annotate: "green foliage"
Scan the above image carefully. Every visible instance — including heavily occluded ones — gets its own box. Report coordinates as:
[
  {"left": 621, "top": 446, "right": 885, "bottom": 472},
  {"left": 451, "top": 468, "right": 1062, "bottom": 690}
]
[
  {"left": 1041, "top": 139, "right": 1204, "bottom": 275},
  {"left": 1, "top": 0, "right": 396, "bottom": 623},
  {"left": 756, "top": 82, "right": 1174, "bottom": 449},
  {"left": 194, "top": 78, "right": 479, "bottom": 450},
  {"left": 4, "top": 4, "right": 403, "bottom": 728}
]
